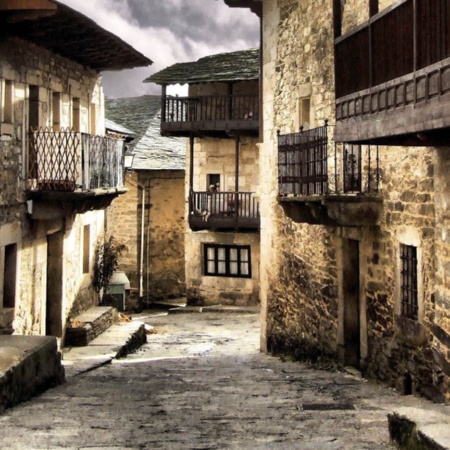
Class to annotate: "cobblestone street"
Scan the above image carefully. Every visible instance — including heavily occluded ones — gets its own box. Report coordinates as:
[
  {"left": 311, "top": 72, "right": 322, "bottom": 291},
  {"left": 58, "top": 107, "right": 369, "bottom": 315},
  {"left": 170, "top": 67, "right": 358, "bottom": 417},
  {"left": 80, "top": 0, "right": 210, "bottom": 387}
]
[{"left": 0, "top": 311, "right": 420, "bottom": 449}]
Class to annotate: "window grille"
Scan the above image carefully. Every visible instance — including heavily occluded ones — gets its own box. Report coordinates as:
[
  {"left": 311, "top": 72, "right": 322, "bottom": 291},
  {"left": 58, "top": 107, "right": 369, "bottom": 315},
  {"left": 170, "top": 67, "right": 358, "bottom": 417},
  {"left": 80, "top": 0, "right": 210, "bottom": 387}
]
[
  {"left": 400, "top": 244, "right": 418, "bottom": 320},
  {"left": 204, "top": 244, "right": 251, "bottom": 278}
]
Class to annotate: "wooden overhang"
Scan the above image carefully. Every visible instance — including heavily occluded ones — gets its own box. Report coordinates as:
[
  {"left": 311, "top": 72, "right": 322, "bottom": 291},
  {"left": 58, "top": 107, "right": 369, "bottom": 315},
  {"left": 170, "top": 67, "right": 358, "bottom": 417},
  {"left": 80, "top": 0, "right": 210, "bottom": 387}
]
[
  {"left": 27, "top": 188, "right": 127, "bottom": 220},
  {"left": 223, "top": 0, "right": 262, "bottom": 17},
  {"left": 145, "top": 49, "right": 260, "bottom": 138},
  {"left": 0, "top": 0, "right": 152, "bottom": 71},
  {"left": 278, "top": 195, "right": 383, "bottom": 227},
  {"left": 333, "top": 0, "right": 450, "bottom": 146}
]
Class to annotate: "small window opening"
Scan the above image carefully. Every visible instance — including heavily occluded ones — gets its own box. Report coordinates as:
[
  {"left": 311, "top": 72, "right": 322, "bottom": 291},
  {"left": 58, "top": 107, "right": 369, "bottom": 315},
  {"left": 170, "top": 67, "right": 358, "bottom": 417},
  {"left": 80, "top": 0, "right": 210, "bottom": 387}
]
[
  {"left": 207, "top": 174, "right": 221, "bottom": 192},
  {"left": 3, "top": 244, "right": 17, "bottom": 308},
  {"left": 52, "top": 92, "right": 61, "bottom": 131},
  {"left": 400, "top": 244, "right": 418, "bottom": 320},
  {"left": 299, "top": 97, "right": 311, "bottom": 130},
  {"left": 3, "top": 80, "right": 14, "bottom": 123},
  {"left": 29, "top": 85, "right": 40, "bottom": 129},
  {"left": 72, "top": 98, "right": 81, "bottom": 132}
]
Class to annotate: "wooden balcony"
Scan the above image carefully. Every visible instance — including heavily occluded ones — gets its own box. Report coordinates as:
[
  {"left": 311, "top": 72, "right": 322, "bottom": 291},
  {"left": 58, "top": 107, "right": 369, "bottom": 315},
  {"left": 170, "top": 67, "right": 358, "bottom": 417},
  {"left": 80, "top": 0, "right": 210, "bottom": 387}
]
[
  {"left": 334, "top": 0, "right": 450, "bottom": 145},
  {"left": 161, "top": 95, "right": 259, "bottom": 137},
  {"left": 278, "top": 124, "right": 382, "bottom": 226},
  {"left": 189, "top": 191, "right": 260, "bottom": 231},
  {"left": 26, "top": 128, "right": 126, "bottom": 220}
]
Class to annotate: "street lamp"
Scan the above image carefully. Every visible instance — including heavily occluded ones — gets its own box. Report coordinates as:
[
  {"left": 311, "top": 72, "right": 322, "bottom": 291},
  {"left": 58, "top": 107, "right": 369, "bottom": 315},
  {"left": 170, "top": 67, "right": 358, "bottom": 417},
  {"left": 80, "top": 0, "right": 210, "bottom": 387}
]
[{"left": 123, "top": 148, "right": 135, "bottom": 170}]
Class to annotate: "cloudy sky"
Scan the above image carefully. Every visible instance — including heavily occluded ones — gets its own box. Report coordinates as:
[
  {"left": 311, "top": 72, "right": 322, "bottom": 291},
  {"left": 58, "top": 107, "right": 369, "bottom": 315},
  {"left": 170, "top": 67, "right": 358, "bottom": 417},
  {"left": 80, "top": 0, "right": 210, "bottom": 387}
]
[{"left": 58, "top": 0, "right": 260, "bottom": 99}]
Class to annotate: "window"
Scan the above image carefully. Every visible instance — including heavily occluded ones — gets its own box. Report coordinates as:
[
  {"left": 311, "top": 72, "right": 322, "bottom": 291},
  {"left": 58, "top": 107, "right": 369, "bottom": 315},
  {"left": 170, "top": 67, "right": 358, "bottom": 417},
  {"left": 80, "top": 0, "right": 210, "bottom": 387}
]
[
  {"left": 72, "top": 97, "right": 81, "bottom": 131},
  {"left": 52, "top": 92, "right": 61, "bottom": 131},
  {"left": 83, "top": 225, "right": 90, "bottom": 274},
  {"left": 207, "top": 174, "right": 220, "bottom": 191},
  {"left": 298, "top": 97, "right": 311, "bottom": 130},
  {"left": 29, "top": 85, "right": 40, "bottom": 129},
  {"left": 204, "top": 244, "right": 251, "bottom": 278},
  {"left": 3, "top": 244, "right": 17, "bottom": 308},
  {"left": 3, "top": 80, "right": 14, "bottom": 123},
  {"left": 400, "top": 244, "right": 418, "bottom": 320}
]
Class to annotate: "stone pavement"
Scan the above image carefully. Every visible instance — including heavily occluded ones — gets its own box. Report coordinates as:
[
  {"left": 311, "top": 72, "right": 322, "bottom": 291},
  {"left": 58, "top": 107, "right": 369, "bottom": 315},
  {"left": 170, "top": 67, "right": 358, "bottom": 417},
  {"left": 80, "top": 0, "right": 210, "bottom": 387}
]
[{"left": 0, "top": 309, "right": 449, "bottom": 449}]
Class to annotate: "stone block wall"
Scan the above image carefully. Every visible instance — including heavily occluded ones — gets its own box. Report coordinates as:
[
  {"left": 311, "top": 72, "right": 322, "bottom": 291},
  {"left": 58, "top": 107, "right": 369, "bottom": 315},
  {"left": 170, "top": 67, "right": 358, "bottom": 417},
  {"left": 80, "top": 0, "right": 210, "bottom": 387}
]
[
  {"left": 261, "top": 0, "right": 450, "bottom": 401},
  {"left": 108, "top": 170, "right": 186, "bottom": 306},
  {"left": 186, "top": 231, "right": 260, "bottom": 306},
  {"left": 0, "top": 36, "right": 107, "bottom": 337},
  {"left": 185, "top": 130, "right": 260, "bottom": 307}
]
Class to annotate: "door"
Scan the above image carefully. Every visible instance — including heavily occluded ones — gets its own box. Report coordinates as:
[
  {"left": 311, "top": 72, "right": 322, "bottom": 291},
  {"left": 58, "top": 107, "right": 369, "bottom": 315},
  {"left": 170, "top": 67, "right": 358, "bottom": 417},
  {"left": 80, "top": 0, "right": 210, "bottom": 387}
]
[
  {"left": 342, "top": 239, "right": 360, "bottom": 368},
  {"left": 46, "top": 232, "right": 64, "bottom": 337}
]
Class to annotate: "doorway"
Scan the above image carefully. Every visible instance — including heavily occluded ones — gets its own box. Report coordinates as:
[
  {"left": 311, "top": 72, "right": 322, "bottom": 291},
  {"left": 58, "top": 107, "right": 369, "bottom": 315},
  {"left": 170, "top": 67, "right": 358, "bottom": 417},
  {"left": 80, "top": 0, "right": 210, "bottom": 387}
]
[
  {"left": 342, "top": 239, "right": 360, "bottom": 368},
  {"left": 46, "top": 232, "right": 64, "bottom": 337}
]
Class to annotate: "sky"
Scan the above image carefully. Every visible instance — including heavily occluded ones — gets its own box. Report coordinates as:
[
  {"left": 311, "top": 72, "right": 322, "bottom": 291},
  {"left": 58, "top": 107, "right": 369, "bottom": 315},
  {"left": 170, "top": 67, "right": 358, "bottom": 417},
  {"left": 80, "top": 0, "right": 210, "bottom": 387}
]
[{"left": 58, "top": 0, "right": 260, "bottom": 99}]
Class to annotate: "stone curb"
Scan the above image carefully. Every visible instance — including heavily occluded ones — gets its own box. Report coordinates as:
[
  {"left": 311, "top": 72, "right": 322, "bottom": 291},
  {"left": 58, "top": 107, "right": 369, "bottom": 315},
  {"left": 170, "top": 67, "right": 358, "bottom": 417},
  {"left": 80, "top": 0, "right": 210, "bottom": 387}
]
[
  {"left": 168, "top": 305, "right": 260, "bottom": 315},
  {"left": 62, "top": 321, "right": 146, "bottom": 377},
  {"left": 388, "top": 408, "right": 450, "bottom": 449}
]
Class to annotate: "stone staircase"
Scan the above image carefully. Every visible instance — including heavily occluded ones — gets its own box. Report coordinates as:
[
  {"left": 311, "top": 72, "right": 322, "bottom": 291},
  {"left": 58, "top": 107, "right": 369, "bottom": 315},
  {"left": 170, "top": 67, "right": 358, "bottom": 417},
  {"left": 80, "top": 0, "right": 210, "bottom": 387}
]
[{"left": 64, "top": 306, "right": 117, "bottom": 347}]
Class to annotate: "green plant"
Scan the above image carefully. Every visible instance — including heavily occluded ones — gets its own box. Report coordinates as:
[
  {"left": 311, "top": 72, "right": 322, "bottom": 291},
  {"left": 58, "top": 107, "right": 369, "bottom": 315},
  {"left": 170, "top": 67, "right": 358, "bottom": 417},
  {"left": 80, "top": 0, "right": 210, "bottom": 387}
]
[{"left": 93, "top": 235, "right": 126, "bottom": 302}]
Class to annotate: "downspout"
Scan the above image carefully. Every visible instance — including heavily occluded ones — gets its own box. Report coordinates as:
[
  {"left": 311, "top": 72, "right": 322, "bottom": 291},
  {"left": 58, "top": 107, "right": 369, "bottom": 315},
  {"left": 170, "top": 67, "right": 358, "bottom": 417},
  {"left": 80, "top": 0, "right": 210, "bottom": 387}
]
[
  {"left": 235, "top": 135, "right": 240, "bottom": 229},
  {"left": 139, "top": 183, "right": 145, "bottom": 303}
]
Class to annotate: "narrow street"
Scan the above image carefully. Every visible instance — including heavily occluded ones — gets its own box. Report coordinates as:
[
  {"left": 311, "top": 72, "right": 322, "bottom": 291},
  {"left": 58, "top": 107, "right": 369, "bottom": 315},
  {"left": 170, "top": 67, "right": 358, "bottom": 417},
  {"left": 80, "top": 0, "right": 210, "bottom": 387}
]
[{"left": 0, "top": 310, "right": 405, "bottom": 449}]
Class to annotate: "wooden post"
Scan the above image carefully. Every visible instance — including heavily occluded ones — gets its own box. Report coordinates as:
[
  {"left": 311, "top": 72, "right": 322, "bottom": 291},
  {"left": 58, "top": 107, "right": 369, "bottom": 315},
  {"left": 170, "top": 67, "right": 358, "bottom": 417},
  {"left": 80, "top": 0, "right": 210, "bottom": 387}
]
[
  {"left": 235, "top": 135, "right": 240, "bottom": 228},
  {"left": 369, "top": 0, "right": 379, "bottom": 17},
  {"left": 189, "top": 134, "right": 194, "bottom": 213},
  {"left": 161, "top": 84, "right": 167, "bottom": 123},
  {"left": 333, "top": 0, "right": 342, "bottom": 39}
]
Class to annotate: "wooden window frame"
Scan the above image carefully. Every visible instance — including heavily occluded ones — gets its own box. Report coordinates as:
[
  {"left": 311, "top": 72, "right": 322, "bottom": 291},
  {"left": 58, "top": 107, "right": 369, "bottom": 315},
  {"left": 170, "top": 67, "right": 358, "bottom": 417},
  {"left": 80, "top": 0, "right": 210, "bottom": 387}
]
[{"left": 204, "top": 244, "right": 251, "bottom": 278}]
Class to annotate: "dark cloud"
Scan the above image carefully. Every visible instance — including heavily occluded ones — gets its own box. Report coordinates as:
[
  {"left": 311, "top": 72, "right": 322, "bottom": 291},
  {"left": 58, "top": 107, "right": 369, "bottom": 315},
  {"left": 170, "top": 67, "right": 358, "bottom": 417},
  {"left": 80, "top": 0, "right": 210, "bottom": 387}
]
[{"left": 58, "top": 0, "right": 260, "bottom": 98}]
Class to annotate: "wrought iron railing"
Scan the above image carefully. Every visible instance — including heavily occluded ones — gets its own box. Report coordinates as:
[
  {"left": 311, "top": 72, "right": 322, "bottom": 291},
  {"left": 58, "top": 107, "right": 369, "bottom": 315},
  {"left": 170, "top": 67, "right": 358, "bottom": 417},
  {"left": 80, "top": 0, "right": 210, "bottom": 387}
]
[
  {"left": 163, "top": 95, "right": 259, "bottom": 123},
  {"left": 28, "top": 128, "right": 124, "bottom": 192},
  {"left": 278, "top": 122, "right": 380, "bottom": 196},
  {"left": 189, "top": 191, "right": 259, "bottom": 220}
]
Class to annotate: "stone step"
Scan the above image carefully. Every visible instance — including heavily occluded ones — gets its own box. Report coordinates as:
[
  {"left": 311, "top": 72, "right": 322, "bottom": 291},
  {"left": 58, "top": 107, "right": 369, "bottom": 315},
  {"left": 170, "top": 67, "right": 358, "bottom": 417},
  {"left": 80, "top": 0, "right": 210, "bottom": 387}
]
[
  {"left": 0, "top": 336, "right": 65, "bottom": 412},
  {"left": 62, "top": 320, "right": 147, "bottom": 377},
  {"left": 64, "top": 306, "right": 118, "bottom": 347}
]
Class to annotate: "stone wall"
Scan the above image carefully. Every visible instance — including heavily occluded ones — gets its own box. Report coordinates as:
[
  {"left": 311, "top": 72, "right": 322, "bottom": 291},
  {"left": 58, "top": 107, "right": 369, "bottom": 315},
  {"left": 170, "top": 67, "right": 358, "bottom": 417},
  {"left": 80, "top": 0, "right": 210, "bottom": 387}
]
[
  {"left": 0, "top": 36, "right": 107, "bottom": 338},
  {"left": 185, "top": 126, "right": 260, "bottom": 306},
  {"left": 108, "top": 170, "right": 186, "bottom": 307},
  {"left": 261, "top": 0, "right": 450, "bottom": 401}
]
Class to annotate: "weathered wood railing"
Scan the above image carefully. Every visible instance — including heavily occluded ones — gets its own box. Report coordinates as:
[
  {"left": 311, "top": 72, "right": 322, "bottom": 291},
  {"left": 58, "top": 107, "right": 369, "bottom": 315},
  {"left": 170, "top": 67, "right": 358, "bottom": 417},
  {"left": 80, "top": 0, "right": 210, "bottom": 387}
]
[
  {"left": 163, "top": 95, "right": 259, "bottom": 123},
  {"left": 189, "top": 191, "right": 260, "bottom": 230},
  {"left": 28, "top": 128, "right": 124, "bottom": 192},
  {"left": 278, "top": 123, "right": 380, "bottom": 196},
  {"left": 335, "top": 0, "right": 450, "bottom": 99}
]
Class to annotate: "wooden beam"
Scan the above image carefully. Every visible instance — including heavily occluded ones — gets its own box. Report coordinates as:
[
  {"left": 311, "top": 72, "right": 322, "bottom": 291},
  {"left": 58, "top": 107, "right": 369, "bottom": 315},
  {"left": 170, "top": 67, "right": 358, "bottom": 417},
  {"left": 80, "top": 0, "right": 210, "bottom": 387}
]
[
  {"left": 0, "top": 0, "right": 57, "bottom": 11},
  {"left": 369, "top": 0, "right": 379, "bottom": 17}
]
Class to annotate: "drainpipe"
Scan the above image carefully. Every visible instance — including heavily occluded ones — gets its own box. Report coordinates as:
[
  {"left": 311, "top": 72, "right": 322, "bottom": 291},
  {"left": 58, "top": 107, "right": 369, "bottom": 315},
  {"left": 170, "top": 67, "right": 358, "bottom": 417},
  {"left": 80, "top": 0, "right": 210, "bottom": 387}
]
[
  {"left": 235, "top": 135, "right": 240, "bottom": 229},
  {"left": 139, "top": 184, "right": 145, "bottom": 303}
]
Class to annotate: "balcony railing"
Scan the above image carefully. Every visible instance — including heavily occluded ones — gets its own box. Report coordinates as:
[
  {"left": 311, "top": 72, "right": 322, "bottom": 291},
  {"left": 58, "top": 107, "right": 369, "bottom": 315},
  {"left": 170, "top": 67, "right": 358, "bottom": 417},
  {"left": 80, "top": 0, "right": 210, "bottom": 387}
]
[
  {"left": 161, "top": 95, "right": 259, "bottom": 135},
  {"left": 335, "top": 0, "right": 450, "bottom": 99},
  {"left": 28, "top": 128, "right": 124, "bottom": 192},
  {"left": 278, "top": 123, "right": 380, "bottom": 196},
  {"left": 189, "top": 191, "right": 260, "bottom": 231}
]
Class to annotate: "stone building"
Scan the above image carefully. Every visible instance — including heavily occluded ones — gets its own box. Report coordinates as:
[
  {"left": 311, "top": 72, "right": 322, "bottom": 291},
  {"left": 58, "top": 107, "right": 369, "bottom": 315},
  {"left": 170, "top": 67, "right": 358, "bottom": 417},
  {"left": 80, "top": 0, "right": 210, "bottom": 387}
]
[
  {"left": 225, "top": 0, "right": 450, "bottom": 402},
  {"left": 0, "top": 1, "right": 150, "bottom": 340},
  {"left": 146, "top": 49, "right": 261, "bottom": 306},
  {"left": 106, "top": 96, "right": 186, "bottom": 307}
]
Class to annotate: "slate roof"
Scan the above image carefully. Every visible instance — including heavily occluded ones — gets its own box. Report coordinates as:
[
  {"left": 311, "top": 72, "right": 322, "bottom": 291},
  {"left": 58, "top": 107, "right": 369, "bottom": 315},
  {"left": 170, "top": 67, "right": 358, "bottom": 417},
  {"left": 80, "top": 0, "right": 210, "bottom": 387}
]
[
  {"left": 145, "top": 48, "right": 259, "bottom": 86},
  {"left": 105, "top": 95, "right": 185, "bottom": 171},
  {"left": 0, "top": 1, "right": 152, "bottom": 71},
  {"left": 105, "top": 118, "right": 135, "bottom": 137}
]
